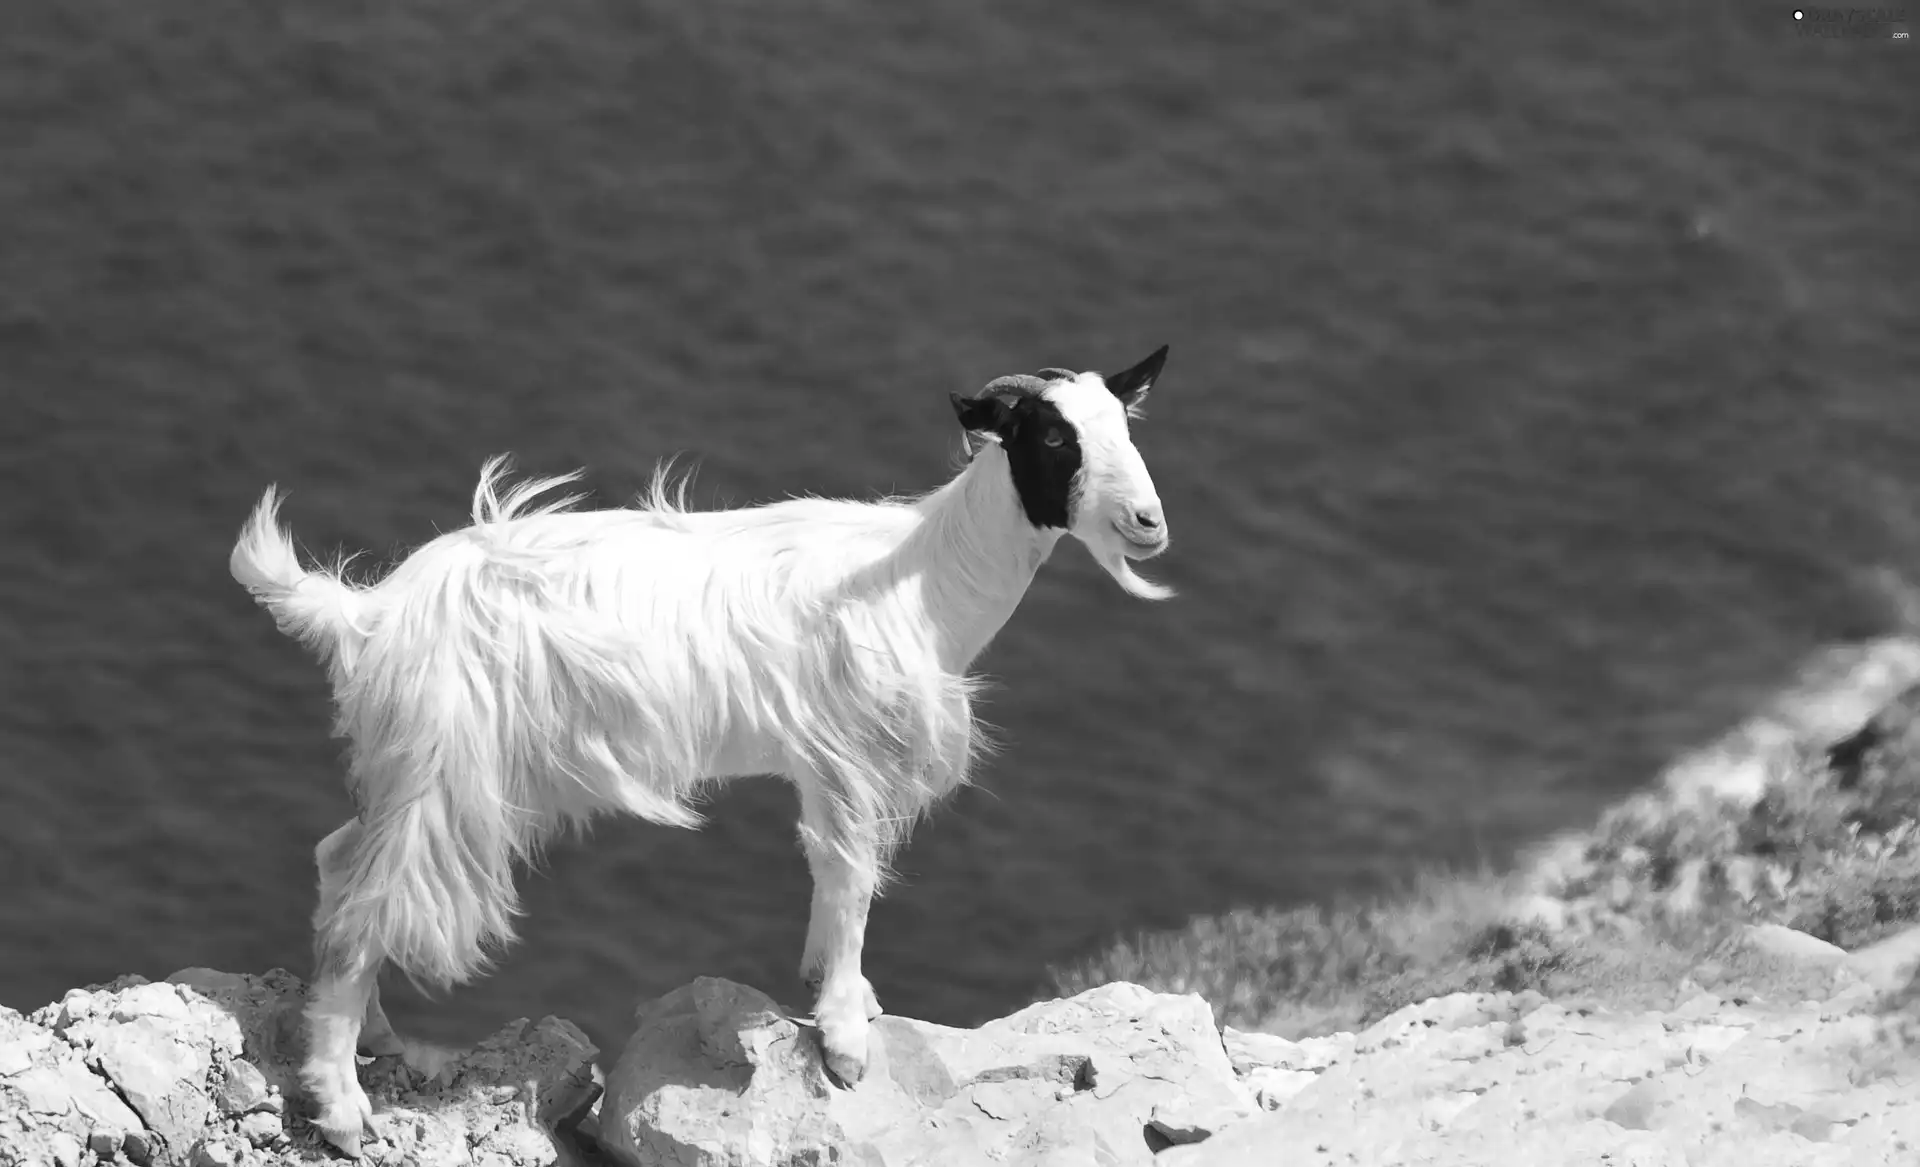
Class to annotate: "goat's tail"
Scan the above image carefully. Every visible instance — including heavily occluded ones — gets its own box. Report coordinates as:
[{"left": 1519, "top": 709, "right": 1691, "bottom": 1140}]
[{"left": 230, "top": 487, "right": 371, "bottom": 678}]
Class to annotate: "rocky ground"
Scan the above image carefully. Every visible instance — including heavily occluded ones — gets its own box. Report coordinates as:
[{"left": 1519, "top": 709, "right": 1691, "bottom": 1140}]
[
  {"left": 4, "top": 925, "right": 1916, "bottom": 1166},
  {"left": 9, "top": 641, "right": 1920, "bottom": 1165},
  {"left": 0, "top": 969, "right": 600, "bottom": 1167},
  {"left": 1180, "top": 925, "right": 1920, "bottom": 1167}
]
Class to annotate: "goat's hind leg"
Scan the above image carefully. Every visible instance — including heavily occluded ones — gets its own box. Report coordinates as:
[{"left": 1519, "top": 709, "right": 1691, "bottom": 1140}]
[
  {"left": 357, "top": 982, "right": 407, "bottom": 1059},
  {"left": 315, "top": 823, "right": 408, "bottom": 1061},
  {"left": 306, "top": 822, "right": 383, "bottom": 1157},
  {"left": 359, "top": 985, "right": 462, "bottom": 1081},
  {"left": 315, "top": 823, "right": 461, "bottom": 1092}
]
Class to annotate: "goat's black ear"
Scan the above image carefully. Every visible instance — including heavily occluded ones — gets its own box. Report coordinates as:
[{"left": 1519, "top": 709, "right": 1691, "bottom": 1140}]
[
  {"left": 1104, "top": 345, "right": 1169, "bottom": 409},
  {"left": 951, "top": 393, "right": 1013, "bottom": 437}
]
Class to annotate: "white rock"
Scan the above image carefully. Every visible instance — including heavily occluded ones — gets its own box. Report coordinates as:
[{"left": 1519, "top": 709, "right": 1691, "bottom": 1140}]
[
  {"left": 1238, "top": 1066, "right": 1316, "bottom": 1110},
  {"left": 85, "top": 1016, "right": 213, "bottom": 1149},
  {"left": 1147, "top": 1097, "right": 1253, "bottom": 1145},
  {"left": 1218, "top": 1026, "right": 1304, "bottom": 1074},
  {"left": 1847, "top": 924, "right": 1920, "bottom": 994},
  {"left": 236, "top": 1109, "right": 282, "bottom": 1148},
  {"left": 598, "top": 977, "right": 1253, "bottom": 1167},
  {"left": 1742, "top": 923, "right": 1849, "bottom": 967},
  {"left": 43, "top": 1130, "right": 83, "bottom": 1167},
  {"left": 107, "top": 983, "right": 193, "bottom": 1024}
]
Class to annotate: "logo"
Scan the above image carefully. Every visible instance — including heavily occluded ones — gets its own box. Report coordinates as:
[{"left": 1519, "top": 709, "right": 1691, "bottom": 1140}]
[{"left": 1792, "top": 7, "right": 1910, "bottom": 37}]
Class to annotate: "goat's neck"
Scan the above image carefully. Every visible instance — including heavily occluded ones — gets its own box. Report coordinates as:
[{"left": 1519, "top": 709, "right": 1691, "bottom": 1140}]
[{"left": 913, "top": 443, "right": 1061, "bottom": 670}]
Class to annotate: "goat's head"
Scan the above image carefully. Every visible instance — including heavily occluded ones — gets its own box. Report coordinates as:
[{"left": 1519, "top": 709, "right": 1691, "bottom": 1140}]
[{"left": 949, "top": 346, "right": 1173, "bottom": 600}]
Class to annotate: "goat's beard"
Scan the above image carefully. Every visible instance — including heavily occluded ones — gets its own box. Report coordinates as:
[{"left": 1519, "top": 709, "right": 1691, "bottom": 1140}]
[
  {"left": 1101, "top": 551, "right": 1175, "bottom": 601},
  {"left": 1078, "top": 529, "right": 1175, "bottom": 601}
]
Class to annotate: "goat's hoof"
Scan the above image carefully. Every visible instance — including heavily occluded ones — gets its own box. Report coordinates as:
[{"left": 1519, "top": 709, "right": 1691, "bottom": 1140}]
[
  {"left": 817, "top": 1009, "right": 871, "bottom": 1088},
  {"left": 313, "top": 1086, "right": 379, "bottom": 1159},
  {"left": 823, "top": 1042, "right": 869, "bottom": 1088},
  {"left": 324, "top": 1127, "right": 363, "bottom": 1161}
]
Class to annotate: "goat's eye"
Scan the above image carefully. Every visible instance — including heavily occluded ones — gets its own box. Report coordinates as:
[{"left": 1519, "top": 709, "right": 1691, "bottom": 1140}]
[{"left": 1043, "top": 429, "right": 1065, "bottom": 449}]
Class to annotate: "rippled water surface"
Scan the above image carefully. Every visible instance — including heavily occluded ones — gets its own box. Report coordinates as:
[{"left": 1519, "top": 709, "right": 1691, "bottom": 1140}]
[{"left": 2, "top": 1, "right": 1915, "bottom": 1053}]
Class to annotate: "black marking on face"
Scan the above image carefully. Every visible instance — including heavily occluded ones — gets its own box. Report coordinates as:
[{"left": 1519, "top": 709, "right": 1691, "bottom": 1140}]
[{"left": 949, "top": 393, "right": 1082, "bottom": 529}]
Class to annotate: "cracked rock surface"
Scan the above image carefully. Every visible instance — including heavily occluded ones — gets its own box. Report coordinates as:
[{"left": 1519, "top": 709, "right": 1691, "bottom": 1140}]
[
  {"left": 1164, "top": 953, "right": 1920, "bottom": 1166},
  {"left": 7, "top": 931, "right": 1915, "bottom": 1166},
  {"left": 588, "top": 929, "right": 1920, "bottom": 1166},
  {"left": 594, "top": 977, "right": 1256, "bottom": 1167},
  {"left": 0, "top": 969, "right": 598, "bottom": 1167}
]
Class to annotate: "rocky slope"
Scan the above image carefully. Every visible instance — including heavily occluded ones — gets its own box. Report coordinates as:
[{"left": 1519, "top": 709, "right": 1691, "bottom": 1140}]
[
  {"left": 4, "top": 924, "right": 1917, "bottom": 1166},
  {"left": 1174, "top": 926, "right": 1920, "bottom": 1167}
]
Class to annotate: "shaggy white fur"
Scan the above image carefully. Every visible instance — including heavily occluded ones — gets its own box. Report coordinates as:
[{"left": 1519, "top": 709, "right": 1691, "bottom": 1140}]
[{"left": 230, "top": 364, "right": 1171, "bottom": 1155}]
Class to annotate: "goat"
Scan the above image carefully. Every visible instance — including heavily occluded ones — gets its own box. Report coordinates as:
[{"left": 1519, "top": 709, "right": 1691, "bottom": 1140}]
[{"left": 229, "top": 348, "right": 1175, "bottom": 1156}]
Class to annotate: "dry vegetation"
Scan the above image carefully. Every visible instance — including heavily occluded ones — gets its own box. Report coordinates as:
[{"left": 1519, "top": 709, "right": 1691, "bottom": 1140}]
[{"left": 1054, "top": 685, "right": 1920, "bottom": 1038}]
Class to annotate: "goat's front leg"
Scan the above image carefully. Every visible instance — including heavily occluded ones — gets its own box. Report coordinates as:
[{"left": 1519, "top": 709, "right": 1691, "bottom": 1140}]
[
  {"left": 796, "top": 792, "right": 883, "bottom": 1086},
  {"left": 304, "top": 942, "right": 381, "bottom": 1157},
  {"left": 800, "top": 877, "right": 884, "bottom": 1023}
]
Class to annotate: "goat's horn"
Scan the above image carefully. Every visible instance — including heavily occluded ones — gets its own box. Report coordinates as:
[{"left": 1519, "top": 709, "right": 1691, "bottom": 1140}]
[
  {"left": 978, "top": 373, "right": 1052, "bottom": 398},
  {"left": 1034, "top": 368, "right": 1078, "bottom": 381}
]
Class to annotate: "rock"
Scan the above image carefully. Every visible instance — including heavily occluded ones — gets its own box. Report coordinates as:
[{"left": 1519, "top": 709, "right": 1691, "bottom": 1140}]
[
  {"left": 594, "top": 979, "right": 841, "bottom": 1165},
  {"left": 160, "top": 967, "right": 309, "bottom": 1105},
  {"left": 359, "top": 1013, "right": 600, "bottom": 1167},
  {"left": 3, "top": 968, "right": 598, "bottom": 1167},
  {"left": 597, "top": 977, "right": 1254, "bottom": 1167},
  {"left": 1242, "top": 1066, "right": 1317, "bottom": 1109},
  {"left": 0, "top": 1022, "right": 50, "bottom": 1076},
  {"left": 1604, "top": 1076, "right": 1683, "bottom": 1131},
  {"left": 1164, "top": 978, "right": 1920, "bottom": 1167},
  {"left": 1847, "top": 923, "right": 1920, "bottom": 994},
  {"left": 86, "top": 1016, "right": 215, "bottom": 1148},
  {"left": 189, "top": 1136, "right": 242, "bottom": 1167},
  {"left": 1351, "top": 990, "right": 1545, "bottom": 1055},
  {"left": 0, "top": 1004, "right": 147, "bottom": 1167},
  {"left": 6, "top": 924, "right": 1916, "bottom": 1167},
  {"left": 1218, "top": 1026, "right": 1302, "bottom": 1075},
  {"left": 42, "top": 1130, "right": 83, "bottom": 1167},
  {"left": 1741, "top": 923, "right": 1850, "bottom": 969},
  {"left": 211, "top": 1058, "right": 271, "bottom": 1116},
  {"left": 1147, "top": 1097, "right": 1245, "bottom": 1145},
  {"left": 234, "top": 1110, "right": 281, "bottom": 1148}
]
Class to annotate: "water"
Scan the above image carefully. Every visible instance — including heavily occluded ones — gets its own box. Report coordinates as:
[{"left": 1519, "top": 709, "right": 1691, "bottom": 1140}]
[{"left": 2, "top": 1, "right": 1915, "bottom": 1056}]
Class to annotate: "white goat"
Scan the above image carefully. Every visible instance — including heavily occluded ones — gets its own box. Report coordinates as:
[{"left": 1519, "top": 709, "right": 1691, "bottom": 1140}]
[{"left": 229, "top": 348, "right": 1174, "bottom": 1155}]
